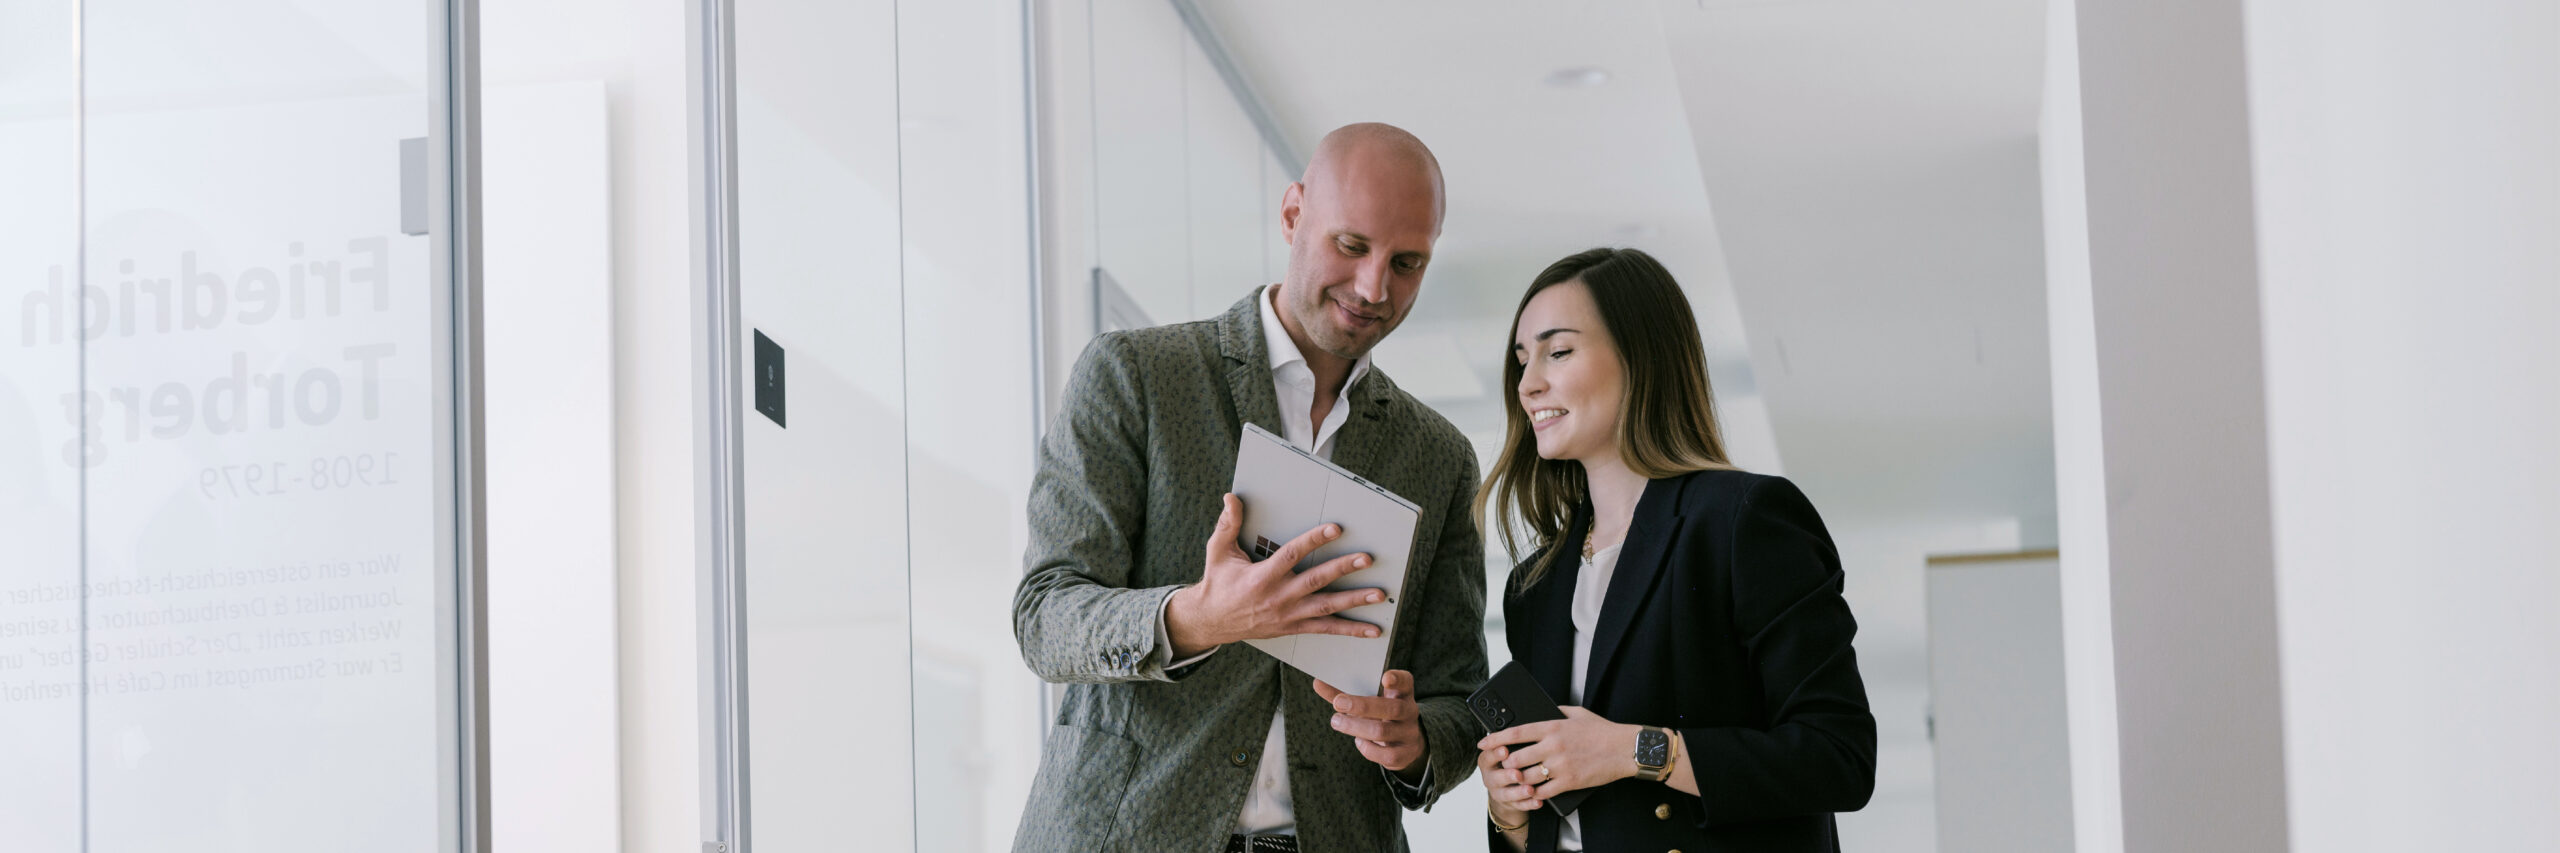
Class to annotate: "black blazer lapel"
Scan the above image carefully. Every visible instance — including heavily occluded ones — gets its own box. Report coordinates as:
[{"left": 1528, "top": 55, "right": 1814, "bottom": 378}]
[
  {"left": 1581, "top": 475, "right": 1685, "bottom": 710},
  {"left": 1518, "top": 504, "right": 1588, "bottom": 704}
]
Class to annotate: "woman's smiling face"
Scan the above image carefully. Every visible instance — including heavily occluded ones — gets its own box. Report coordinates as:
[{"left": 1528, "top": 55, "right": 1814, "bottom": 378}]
[{"left": 1513, "top": 279, "right": 1625, "bottom": 465}]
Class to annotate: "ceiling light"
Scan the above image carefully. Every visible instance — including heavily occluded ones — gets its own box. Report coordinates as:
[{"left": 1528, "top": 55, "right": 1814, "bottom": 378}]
[{"left": 1543, "top": 67, "right": 1613, "bottom": 89}]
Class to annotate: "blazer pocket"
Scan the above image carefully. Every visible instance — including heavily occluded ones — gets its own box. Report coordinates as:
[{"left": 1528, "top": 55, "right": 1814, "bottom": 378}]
[{"left": 1023, "top": 722, "right": 1140, "bottom": 846}]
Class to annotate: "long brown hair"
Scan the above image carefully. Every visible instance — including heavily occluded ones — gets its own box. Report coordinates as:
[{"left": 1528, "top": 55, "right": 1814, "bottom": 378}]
[{"left": 1474, "top": 247, "right": 1734, "bottom": 589}]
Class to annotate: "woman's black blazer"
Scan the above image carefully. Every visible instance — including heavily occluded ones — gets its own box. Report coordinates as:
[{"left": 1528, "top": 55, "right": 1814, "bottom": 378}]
[{"left": 1492, "top": 469, "right": 1875, "bottom": 853}]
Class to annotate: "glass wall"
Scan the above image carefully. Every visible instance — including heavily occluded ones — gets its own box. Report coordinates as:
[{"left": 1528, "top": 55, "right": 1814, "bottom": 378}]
[
  {"left": 723, "top": 0, "right": 1042, "bottom": 846},
  {"left": 895, "top": 1, "right": 1042, "bottom": 850},
  {"left": 0, "top": 2, "right": 477, "bottom": 850},
  {"left": 1, "top": 4, "right": 82, "bottom": 846},
  {"left": 730, "top": 0, "right": 914, "bottom": 847},
  {"left": 1089, "top": 0, "right": 1295, "bottom": 330}
]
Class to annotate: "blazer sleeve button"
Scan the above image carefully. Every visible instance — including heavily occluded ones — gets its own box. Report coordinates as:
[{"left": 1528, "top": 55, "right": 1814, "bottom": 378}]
[
  {"left": 1655, "top": 803, "right": 1671, "bottom": 820},
  {"left": 1231, "top": 749, "right": 1252, "bottom": 767}
]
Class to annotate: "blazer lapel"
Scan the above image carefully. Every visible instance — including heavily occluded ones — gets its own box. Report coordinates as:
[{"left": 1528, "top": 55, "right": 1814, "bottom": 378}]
[
  {"left": 1581, "top": 475, "right": 1685, "bottom": 710},
  {"left": 1521, "top": 504, "right": 1588, "bottom": 704},
  {"left": 1215, "top": 288, "right": 1283, "bottom": 437},
  {"left": 1323, "top": 369, "right": 1396, "bottom": 480}
]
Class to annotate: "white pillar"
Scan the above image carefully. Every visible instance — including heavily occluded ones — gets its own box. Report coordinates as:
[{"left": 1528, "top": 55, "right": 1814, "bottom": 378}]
[
  {"left": 2038, "top": 1, "right": 2122, "bottom": 850},
  {"left": 2243, "top": 2, "right": 2560, "bottom": 849},
  {"left": 2072, "top": 1, "right": 2294, "bottom": 850},
  {"left": 2067, "top": 1, "right": 2560, "bottom": 850}
]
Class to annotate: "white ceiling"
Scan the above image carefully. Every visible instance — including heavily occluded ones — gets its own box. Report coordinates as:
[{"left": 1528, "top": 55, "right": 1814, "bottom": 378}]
[
  {"left": 1196, "top": 0, "right": 2056, "bottom": 846},
  {"left": 1653, "top": 0, "right": 2055, "bottom": 524},
  {"left": 1193, "top": 0, "right": 2054, "bottom": 537},
  {"left": 1194, "top": 0, "right": 1785, "bottom": 470}
]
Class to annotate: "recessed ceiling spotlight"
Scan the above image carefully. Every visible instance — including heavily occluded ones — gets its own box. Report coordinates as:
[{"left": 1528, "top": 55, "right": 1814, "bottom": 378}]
[{"left": 1543, "top": 66, "right": 1613, "bottom": 89}]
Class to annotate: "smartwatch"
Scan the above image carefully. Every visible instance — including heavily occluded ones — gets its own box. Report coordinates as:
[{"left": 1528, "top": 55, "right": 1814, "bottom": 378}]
[{"left": 1632, "top": 726, "right": 1677, "bottom": 783}]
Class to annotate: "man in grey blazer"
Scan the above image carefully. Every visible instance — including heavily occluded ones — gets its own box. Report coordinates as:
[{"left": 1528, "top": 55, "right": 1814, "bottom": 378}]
[{"left": 1012, "top": 123, "right": 1487, "bottom": 853}]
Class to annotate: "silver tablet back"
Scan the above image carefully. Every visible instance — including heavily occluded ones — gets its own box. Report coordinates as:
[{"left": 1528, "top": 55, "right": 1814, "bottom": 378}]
[{"left": 1230, "top": 423, "right": 1420, "bottom": 697}]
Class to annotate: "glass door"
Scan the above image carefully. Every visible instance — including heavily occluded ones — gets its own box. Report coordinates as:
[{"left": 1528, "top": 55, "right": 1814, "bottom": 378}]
[{"left": 0, "top": 1, "right": 483, "bottom": 850}]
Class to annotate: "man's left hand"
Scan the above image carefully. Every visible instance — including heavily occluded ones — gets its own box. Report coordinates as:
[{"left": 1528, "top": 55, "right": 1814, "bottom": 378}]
[{"left": 1314, "top": 669, "right": 1426, "bottom": 773}]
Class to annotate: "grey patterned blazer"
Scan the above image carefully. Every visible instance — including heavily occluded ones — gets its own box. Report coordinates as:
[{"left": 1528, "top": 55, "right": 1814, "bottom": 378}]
[{"left": 1011, "top": 287, "right": 1490, "bottom": 853}]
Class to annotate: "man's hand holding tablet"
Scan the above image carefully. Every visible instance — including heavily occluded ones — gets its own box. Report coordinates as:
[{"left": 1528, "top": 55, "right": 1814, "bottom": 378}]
[{"left": 1165, "top": 492, "right": 1387, "bottom": 659}]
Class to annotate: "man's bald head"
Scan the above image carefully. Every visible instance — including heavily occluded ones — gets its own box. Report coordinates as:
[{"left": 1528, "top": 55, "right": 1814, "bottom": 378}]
[
  {"left": 1272, "top": 122, "right": 1446, "bottom": 366},
  {"left": 1300, "top": 122, "right": 1446, "bottom": 232}
]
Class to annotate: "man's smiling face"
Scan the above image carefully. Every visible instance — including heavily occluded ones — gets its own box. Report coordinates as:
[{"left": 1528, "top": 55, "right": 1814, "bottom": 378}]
[{"left": 1274, "top": 126, "right": 1444, "bottom": 362}]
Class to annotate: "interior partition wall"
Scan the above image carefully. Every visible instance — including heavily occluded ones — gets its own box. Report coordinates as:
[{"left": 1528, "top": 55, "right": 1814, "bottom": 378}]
[
  {"left": 0, "top": 2, "right": 487, "bottom": 851},
  {"left": 695, "top": 0, "right": 1043, "bottom": 851}
]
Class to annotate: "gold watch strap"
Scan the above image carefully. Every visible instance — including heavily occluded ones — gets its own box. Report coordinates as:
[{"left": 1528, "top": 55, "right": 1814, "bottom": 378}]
[{"left": 1662, "top": 728, "right": 1681, "bottom": 781}]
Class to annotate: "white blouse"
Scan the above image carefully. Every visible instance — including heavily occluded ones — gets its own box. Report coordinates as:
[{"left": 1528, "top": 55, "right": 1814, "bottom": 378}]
[{"left": 1557, "top": 541, "right": 1623, "bottom": 853}]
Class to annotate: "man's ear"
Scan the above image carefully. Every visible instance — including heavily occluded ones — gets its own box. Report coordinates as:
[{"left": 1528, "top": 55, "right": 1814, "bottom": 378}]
[{"left": 1279, "top": 182, "right": 1305, "bottom": 245}]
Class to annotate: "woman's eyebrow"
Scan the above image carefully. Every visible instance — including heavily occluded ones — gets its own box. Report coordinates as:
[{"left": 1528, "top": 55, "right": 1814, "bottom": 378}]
[{"left": 1535, "top": 327, "right": 1579, "bottom": 341}]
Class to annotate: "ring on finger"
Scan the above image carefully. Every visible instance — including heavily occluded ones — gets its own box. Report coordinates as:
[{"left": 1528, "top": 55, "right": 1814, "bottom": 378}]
[{"left": 1534, "top": 765, "right": 1551, "bottom": 781}]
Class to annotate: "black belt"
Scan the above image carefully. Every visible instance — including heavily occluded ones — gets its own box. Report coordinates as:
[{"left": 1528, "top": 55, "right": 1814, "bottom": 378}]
[{"left": 1224, "top": 834, "right": 1299, "bottom": 853}]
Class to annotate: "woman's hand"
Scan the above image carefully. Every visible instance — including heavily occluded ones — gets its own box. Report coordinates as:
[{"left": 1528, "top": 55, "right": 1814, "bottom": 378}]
[
  {"left": 1477, "top": 706, "right": 1640, "bottom": 802},
  {"left": 1479, "top": 741, "right": 1541, "bottom": 824}
]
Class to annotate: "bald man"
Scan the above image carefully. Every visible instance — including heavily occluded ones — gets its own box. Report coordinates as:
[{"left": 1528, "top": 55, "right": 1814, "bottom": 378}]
[{"left": 1013, "top": 123, "right": 1487, "bottom": 853}]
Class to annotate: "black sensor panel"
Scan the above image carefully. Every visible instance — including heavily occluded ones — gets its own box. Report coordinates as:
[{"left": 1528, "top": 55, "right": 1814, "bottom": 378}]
[{"left": 754, "top": 329, "right": 785, "bottom": 428}]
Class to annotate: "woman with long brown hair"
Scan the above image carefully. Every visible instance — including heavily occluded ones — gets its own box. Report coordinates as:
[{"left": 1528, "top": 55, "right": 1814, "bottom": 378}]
[{"left": 1473, "top": 247, "right": 1875, "bottom": 852}]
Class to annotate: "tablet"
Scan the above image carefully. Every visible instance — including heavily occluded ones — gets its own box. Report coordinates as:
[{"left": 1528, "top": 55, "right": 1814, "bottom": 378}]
[{"left": 1230, "top": 422, "right": 1421, "bottom": 698}]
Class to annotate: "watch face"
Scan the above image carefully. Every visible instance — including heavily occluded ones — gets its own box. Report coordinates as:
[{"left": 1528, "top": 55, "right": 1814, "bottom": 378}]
[{"left": 1635, "top": 728, "right": 1670, "bottom": 766}]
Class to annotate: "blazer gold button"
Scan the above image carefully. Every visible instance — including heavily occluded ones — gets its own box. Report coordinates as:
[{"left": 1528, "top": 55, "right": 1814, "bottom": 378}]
[
  {"left": 1231, "top": 749, "right": 1251, "bottom": 767},
  {"left": 1655, "top": 803, "right": 1671, "bottom": 820}
]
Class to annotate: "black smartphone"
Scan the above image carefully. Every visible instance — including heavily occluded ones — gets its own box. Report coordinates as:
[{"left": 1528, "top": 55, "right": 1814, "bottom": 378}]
[{"left": 1465, "top": 661, "right": 1594, "bottom": 816}]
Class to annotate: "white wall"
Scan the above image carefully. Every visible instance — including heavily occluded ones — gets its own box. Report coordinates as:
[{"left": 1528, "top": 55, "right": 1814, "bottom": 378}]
[
  {"left": 2063, "top": 2, "right": 2560, "bottom": 850},
  {"left": 1073, "top": 0, "right": 1297, "bottom": 334},
  {"left": 2037, "top": 1, "right": 2123, "bottom": 850},
  {"left": 716, "top": 2, "right": 1049, "bottom": 851},
  {"left": 480, "top": 3, "right": 701, "bottom": 851},
  {"left": 1925, "top": 554, "right": 2075, "bottom": 853},
  {"left": 2073, "top": 1, "right": 2293, "bottom": 850},
  {"left": 896, "top": 0, "right": 1042, "bottom": 848},
  {"left": 483, "top": 79, "right": 621, "bottom": 853},
  {"left": 1089, "top": 0, "right": 1196, "bottom": 325},
  {"left": 1032, "top": 0, "right": 1100, "bottom": 419},
  {"left": 731, "top": 0, "right": 916, "bottom": 847},
  {"left": 1186, "top": 37, "right": 1273, "bottom": 320},
  {"left": 2242, "top": 2, "right": 2560, "bottom": 849}
]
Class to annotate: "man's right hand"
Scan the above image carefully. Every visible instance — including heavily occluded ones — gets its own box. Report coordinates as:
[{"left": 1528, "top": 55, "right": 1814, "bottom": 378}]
[{"left": 1165, "top": 493, "right": 1386, "bottom": 659}]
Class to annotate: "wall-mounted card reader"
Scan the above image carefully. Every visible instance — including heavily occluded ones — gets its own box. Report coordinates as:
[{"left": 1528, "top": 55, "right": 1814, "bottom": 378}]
[{"left": 754, "top": 329, "right": 785, "bottom": 427}]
